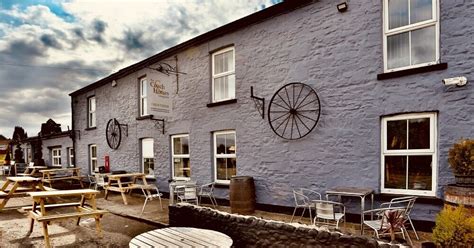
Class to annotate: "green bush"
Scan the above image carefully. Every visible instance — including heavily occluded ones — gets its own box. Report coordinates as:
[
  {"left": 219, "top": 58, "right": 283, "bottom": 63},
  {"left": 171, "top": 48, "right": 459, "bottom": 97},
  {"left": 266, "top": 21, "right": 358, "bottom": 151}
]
[
  {"left": 448, "top": 139, "right": 474, "bottom": 176},
  {"left": 432, "top": 205, "right": 474, "bottom": 247}
]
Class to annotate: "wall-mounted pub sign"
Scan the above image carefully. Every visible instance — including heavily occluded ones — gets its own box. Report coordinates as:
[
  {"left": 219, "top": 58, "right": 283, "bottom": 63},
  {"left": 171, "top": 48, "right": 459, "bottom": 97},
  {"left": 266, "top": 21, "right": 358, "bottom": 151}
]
[{"left": 148, "top": 78, "right": 172, "bottom": 117}]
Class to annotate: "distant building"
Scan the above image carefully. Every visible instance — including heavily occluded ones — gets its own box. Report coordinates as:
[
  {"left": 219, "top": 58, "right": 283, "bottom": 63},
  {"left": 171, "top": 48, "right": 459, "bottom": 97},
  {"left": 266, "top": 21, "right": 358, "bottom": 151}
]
[
  {"left": 69, "top": 0, "right": 473, "bottom": 225},
  {"left": 20, "top": 119, "right": 74, "bottom": 167}
]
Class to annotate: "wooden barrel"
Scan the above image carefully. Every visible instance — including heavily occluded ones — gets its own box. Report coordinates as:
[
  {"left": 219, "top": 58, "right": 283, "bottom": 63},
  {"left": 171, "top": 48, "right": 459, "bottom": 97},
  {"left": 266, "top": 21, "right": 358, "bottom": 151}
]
[
  {"left": 230, "top": 176, "right": 256, "bottom": 214},
  {"left": 444, "top": 185, "right": 474, "bottom": 216}
]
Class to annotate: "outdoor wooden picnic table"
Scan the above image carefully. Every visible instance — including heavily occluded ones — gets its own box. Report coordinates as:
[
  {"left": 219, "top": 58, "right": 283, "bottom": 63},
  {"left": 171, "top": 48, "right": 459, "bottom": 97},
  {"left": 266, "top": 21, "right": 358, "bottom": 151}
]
[
  {"left": 129, "top": 227, "right": 233, "bottom": 248},
  {"left": 104, "top": 172, "right": 149, "bottom": 205},
  {"left": 41, "top": 167, "right": 84, "bottom": 188},
  {"left": 17, "top": 166, "right": 48, "bottom": 177},
  {"left": 325, "top": 187, "right": 374, "bottom": 234},
  {"left": 27, "top": 189, "right": 107, "bottom": 248},
  {"left": 0, "top": 176, "right": 49, "bottom": 211}
]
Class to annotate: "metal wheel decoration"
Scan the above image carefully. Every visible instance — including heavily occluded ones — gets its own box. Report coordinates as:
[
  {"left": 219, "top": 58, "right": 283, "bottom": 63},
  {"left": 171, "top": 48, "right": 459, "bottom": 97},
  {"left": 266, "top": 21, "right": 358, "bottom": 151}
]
[
  {"left": 268, "top": 82, "right": 321, "bottom": 140},
  {"left": 106, "top": 118, "right": 122, "bottom": 149}
]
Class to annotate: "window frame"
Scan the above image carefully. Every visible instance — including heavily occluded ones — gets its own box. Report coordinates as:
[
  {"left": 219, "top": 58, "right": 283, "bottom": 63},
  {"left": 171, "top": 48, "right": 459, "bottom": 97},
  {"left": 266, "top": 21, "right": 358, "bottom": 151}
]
[
  {"left": 213, "top": 130, "right": 237, "bottom": 184},
  {"left": 139, "top": 77, "right": 148, "bottom": 116},
  {"left": 211, "top": 46, "right": 236, "bottom": 103},
  {"left": 171, "top": 134, "right": 191, "bottom": 181},
  {"left": 141, "top": 138, "right": 155, "bottom": 178},
  {"left": 89, "top": 144, "right": 97, "bottom": 173},
  {"left": 87, "top": 96, "right": 96, "bottom": 128},
  {"left": 380, "top": 112, "right": 437, "bottom": 196},
  {"left": 51, "top": 148, "right": 61, "bottom": 167},
  {"left": 382, "top": 0, "right": 440, "bottom": 72}
]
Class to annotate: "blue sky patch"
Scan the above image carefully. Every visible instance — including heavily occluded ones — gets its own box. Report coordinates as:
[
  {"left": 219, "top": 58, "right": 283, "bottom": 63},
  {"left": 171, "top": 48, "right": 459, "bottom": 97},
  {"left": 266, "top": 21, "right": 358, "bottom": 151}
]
[{"left": 0, "top": 0, "right": 75, "bottom": 23}]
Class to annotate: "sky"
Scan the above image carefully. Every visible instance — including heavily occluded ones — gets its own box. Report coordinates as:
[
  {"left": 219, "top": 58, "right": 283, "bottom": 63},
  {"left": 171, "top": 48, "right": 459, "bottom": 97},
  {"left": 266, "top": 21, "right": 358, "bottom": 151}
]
[{"left": 0, "top": 0, "right": 282, "bottom": 138}]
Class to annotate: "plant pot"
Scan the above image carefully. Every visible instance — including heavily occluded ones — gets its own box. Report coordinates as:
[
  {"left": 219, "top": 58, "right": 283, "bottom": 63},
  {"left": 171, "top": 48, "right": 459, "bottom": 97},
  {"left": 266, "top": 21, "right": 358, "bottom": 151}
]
[{"left": 454, "top": 174, "right": 474, "bottom": 186}]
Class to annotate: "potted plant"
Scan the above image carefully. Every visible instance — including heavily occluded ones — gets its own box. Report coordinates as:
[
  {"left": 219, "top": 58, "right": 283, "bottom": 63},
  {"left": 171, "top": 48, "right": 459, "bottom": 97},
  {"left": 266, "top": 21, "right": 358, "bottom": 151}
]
[{"left": 448, "top": 139, "right": 474, "bottom": 186}]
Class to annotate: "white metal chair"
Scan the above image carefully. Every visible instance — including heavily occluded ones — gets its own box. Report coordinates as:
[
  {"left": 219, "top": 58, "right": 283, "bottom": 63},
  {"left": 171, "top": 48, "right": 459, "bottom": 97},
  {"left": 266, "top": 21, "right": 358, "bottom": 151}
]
[
  {"left": 88, "top": 175, "right": 97, "bottom": 189},
  {"left": 363, "top": 206, "right": 412, "bottom": 245},
  {"left": 198, "top": 182, "right": 217, "bottom": 208},
  {"left": 313, "top": 200, "right": 346, "bottom": 229},
  {"left": 176, "top": 185, "right": 199, "bottom": 205},
  {"left": 291, "top": 190, "right": 316, "bottom": 224},
  {"left": 6, "top": 161, "right": 16, "bottom": 176},
  {"left": 140, "top": 184, "right": 163, "bottom": 214},
  {"left": 381, "top": 196, "right": 419, "bottom": 240}
]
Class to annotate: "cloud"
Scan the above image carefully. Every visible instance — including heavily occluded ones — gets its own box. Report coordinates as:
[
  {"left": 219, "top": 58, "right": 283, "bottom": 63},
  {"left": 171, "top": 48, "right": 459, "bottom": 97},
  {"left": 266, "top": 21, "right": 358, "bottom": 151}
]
[
  {"left": 40, "top": 34, "right": 62, "bottom": 48},
  {"left": 0, "top": 0, "right": 280, "bottom": 137}
]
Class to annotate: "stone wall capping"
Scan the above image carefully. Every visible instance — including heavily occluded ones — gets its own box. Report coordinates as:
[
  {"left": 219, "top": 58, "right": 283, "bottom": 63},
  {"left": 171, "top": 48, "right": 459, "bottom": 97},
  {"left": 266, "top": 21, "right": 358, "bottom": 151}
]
[{"left": 169, "top": 204, "right": 406, "bottom": 247}]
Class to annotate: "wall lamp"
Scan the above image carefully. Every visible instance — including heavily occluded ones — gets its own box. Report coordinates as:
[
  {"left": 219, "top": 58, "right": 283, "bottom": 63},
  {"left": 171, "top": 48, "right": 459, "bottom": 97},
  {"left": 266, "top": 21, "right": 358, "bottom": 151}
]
[{"left": 337, "top": 2, "right": 348, "bottom": 12}]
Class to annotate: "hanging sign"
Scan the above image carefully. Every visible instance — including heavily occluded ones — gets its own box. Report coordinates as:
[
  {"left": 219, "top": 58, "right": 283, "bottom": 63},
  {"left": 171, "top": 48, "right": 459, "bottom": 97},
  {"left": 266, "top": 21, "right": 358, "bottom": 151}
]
[{"left": 148, "top": 78, "right": 172, "bottom": 117}]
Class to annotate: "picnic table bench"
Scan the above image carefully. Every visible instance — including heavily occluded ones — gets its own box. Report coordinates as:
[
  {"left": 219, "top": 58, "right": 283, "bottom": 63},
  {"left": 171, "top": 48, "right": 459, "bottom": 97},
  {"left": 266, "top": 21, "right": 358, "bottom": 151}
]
[
  {"left": 0, "top": 176, "right": 51, "bottom": 211},
  {"left": 17, "top": 166, "right": 48, "bottom": 177},
  {"left": 104, "top": 173, "right": 150, "bottom": 205},
  {"left": 27, "top": 189, "right": 107, "bottom": 248},
  {"left": 41, "top": 168, "right": 84, "bottom": 188}
]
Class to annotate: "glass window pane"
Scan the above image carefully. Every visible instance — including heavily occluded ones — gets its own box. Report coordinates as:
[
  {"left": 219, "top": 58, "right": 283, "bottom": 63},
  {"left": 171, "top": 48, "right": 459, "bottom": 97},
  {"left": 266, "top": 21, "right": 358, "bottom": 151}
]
[
  {"left": 214, "top": 77, "right": 225, "bottom": 101},
  {"left": 228, "top": 74, "right": 235, "bottom": 99},
  {"left": 174, "top": 158, "right": 190, "bottom": 177},
  {"left": 173, "top": 136, "right": 189, "bottom": 155},
  {"left": 227, "top": 158, "right": 236, "bottom": 179},
  {"left": 387, "top": 120, "right": 407, "bottom": 150},
  {"left": 226, "top": 133, "right": 236, "bottom": 154},
  {"left": 142, "top": 139, "right": 154, "bottom": 158},
  {"left": 91, "top": 146, "right": 97, "bottom": 158},
  {"left": 408, "top": 118, "right": 430, "bottom": 149},
  {"left": 384, "top": 156, "right": 407, "bottom": 189},
  {"left": 408, "top": 155, "right": 432, "bottom": 190},
  {"left": 214, "top": 53, "right": 223, "bottom": 74},
  {"left": 216, "top": 158, "right": 236, "bottom": 180},
  {"left": 173, "top": 137, "right": 182, "bottom": 155},
  {"left": 181, "top": 136, "right": 189, "bottom": 154},
  {"left": 411, "top": 26, "right": 436, "bottom": 65},
  {"left": 388, "top": 0, "right": 409, "bottom": 29},
  {"left": 141, "top": 79, "right": 147, "bottom": 96},
  {"left": 410, "top": 0, "right": 432, "bottom": 24},
  {"left": 216, "top": 134, "right": 226, "bottom": 154},
  {"left": 387, "top": 32, "right": 410, "bottom": 69},
  {"left": 144, "top": 158, "right": 154, "bottom": 175},
  {"left": 216, "top": 158, "right": 227, "bottom": 180}
]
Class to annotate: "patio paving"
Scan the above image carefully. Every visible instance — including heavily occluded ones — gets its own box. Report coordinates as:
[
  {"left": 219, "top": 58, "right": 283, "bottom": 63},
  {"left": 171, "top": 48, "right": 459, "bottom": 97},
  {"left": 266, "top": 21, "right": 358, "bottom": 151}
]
[{"left": 0, "top": 177, "right": 434, "bottom": 247}]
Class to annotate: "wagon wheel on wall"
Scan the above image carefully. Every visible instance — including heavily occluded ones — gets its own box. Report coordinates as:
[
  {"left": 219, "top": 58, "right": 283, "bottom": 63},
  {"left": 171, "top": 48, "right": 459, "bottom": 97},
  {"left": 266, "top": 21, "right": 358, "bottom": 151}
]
[
  {"left": 267, "top": 82, "right": 321, "bottom": 140},
  {"left": 106, "top": 118, "right": 122, "bottom": 149}
]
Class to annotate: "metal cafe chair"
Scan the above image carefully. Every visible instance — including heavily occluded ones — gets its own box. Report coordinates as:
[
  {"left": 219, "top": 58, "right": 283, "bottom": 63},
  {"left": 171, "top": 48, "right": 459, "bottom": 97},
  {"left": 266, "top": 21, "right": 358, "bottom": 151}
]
[
  {"left": 176, "top": 185, "right": 199, "bottom": 205},
  {"left": 198, "top": 182, "right": 217, "bottom": 208},
  {"left": 140, "top": 184, "right": 163, "bottom": 215},
  {"left": 88, "top": 175, "right": 97, "bottom": 189},
  {"left": 363, "top": 206, "right": 413, "bottom": 246},
  {"left": 381, "top": 196, "right": 419, "bottom": 240},
  {"left": 312, "top": 200, "right": 346, "bottom": 229},
  {"left": 291, "top": 190, "right": 316, "bottom": 224}
]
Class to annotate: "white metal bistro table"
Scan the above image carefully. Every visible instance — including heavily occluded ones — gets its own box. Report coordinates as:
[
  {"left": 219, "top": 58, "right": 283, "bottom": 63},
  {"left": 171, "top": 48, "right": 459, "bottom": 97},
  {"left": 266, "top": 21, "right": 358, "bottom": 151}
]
[
  {"left": 129, "top": 227, "right": 233, "bottom": 248},
  {"left": 325, "top": 187, "right": 374, "bottom": 234},
  {"left": 168, "top": 181, "right": 197, "bottom": 205}
]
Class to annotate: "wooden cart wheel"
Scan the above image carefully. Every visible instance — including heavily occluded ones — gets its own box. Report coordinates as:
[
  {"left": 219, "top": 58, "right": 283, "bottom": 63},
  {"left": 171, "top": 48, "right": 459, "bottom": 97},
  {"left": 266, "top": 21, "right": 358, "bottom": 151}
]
[{"left": 268, "top": 82, "right": 321, "bottom": 140}]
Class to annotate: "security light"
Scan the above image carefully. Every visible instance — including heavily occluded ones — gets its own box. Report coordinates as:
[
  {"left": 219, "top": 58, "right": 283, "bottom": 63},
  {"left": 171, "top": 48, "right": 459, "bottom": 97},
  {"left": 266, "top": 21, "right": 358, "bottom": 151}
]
[
  {"left": 443, "top": 76, "right": 468, "bottom": 87},
  {"left": 337, "top": 2, "right": 348, "bottom": 12}
]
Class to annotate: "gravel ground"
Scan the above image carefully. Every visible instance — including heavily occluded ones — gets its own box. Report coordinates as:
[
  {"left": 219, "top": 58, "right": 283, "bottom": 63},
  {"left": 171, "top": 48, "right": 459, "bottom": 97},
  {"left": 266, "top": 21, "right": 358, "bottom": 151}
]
[{"left": 0, "top": 196, "right": 159, "bottom": 248}]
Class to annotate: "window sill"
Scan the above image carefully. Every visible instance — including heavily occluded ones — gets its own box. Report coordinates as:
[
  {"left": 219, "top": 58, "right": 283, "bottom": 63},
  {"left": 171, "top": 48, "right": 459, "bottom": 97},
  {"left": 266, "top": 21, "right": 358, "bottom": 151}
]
[
  {"left": 207, "top": 99, "right": 237, "bottom": 108},
  {"left": 136, "top": 115, "right": 153, "bottom": 120},
  {"left": 378, "top": 193, "right": 443, "bottom": 205},
  {"left": 377, "top": 63, "right": 448, "bottom": 80},
  {"left": 85, "top": 127, "right": 96, "bottom": 131}
]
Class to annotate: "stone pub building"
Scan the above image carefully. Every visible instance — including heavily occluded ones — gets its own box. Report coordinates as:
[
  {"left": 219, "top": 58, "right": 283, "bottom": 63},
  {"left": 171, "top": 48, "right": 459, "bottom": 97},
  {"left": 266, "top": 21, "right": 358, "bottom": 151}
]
[{"left": 69, "top": 0, "right": 473, "bottom": 227}]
